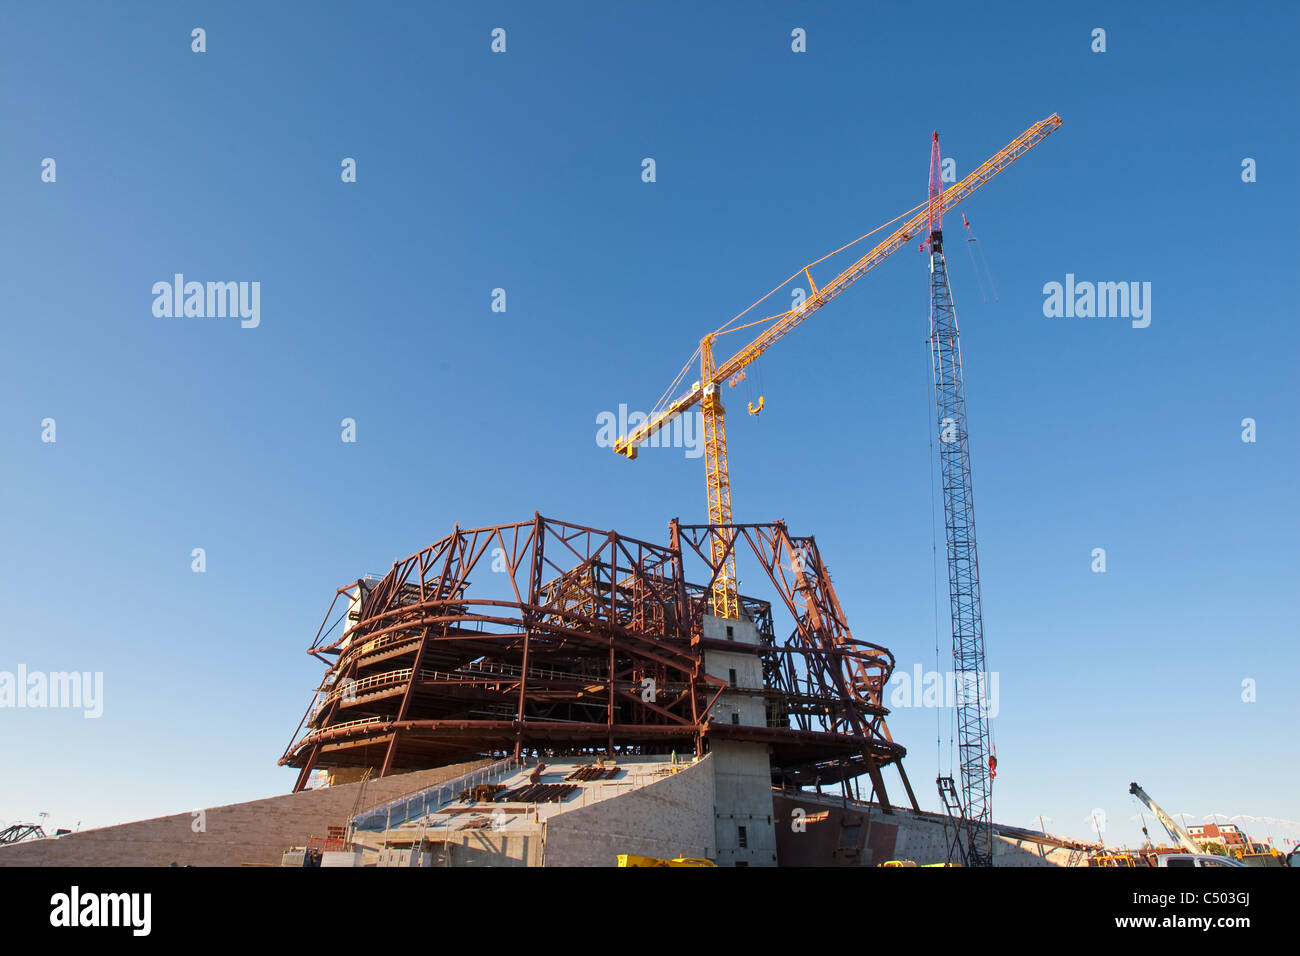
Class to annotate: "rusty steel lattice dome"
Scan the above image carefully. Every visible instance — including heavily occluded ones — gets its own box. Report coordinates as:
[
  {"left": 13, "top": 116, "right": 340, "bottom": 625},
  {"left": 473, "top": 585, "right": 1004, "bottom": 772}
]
[{"left": 281, "top": 515, "right": 918, "bottom": 809}]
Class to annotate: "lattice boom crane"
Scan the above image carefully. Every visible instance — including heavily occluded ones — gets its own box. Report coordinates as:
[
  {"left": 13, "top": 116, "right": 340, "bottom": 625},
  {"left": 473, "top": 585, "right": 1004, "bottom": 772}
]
[
  {"left": 927, "top": 128, "right": 995, "bottom": 867},
  {"left": 613, "top": 114, "right": 1063, "bottom": 620}
]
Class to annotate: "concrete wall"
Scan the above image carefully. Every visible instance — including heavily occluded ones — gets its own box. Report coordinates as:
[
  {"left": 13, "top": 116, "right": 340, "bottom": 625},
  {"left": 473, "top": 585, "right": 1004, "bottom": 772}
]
[
  {"left": 0, "top": 760, "right": 490, "bottom": 867},
  {"left": 707, "top": 613, "right": 764, "bottom": 723},
  {"left": 701, "top": 613, "right": 778, "bottom": 867},
  {"left": 442, "top": 831, "right": 541, "bottom": 867},
  {"left": 992, "top": 834, "right": 1087, "bottom": 867},
  {"left": 773, "top": 792, "right": 1090, "bottom": 867},
  {"left": 889, "top": 805, "right": 952, "bottom": 864},
  {"left": 769, "top": 798, "right": 887, "bottom": 866},
  {"left": 543, "top": 755, "right": 716, "bottom": 866},
  {"left": 709, "top": 740, "right": 778, "bottom": 866}
]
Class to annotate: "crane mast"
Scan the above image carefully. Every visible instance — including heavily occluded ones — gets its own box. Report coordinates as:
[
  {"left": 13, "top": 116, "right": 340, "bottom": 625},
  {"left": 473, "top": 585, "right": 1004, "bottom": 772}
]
[
  {"left": 928, "top": 131, "right": 994, "bottom": 867},
  {"left": 699, "top": 335, "right": 738, "bottom": 618}
]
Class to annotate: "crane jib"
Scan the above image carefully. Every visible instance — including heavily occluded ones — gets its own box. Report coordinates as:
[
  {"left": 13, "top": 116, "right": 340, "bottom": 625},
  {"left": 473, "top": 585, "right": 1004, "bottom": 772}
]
[{"left": 614, "top": 114, "right": 1062, "bottom": 458}]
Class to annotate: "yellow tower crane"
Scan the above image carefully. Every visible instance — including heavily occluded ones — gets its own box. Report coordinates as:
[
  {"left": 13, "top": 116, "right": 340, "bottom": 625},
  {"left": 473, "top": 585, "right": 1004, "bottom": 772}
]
[{"left": 613, "top": 114, "right": 1062, "bottom": 619}]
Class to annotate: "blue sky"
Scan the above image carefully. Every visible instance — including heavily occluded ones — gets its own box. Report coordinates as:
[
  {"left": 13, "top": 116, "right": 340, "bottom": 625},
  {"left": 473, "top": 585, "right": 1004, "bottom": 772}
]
[{"left": 2, "top": 2, "right": 1296, "bottom": 849}]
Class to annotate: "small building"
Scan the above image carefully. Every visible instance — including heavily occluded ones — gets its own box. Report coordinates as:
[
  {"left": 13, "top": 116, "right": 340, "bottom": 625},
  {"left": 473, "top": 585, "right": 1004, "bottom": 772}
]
[{"left": 1187, "top": 823, "right": 1246, "bottom": 849}]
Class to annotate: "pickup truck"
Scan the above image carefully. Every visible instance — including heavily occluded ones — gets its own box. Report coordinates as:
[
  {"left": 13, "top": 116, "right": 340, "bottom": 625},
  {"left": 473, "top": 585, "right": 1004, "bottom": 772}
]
[{"left": 1154, "top": 853, "right": 1246, "bottom": 868}]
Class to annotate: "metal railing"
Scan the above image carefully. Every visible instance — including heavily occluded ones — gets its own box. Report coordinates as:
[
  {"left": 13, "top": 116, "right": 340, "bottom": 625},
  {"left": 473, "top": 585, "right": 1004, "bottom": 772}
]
[
  {"left": 316, "top": 660, "right": 590, "bottom": 711},
  {"left": 351, "top": 756, "right": 524, "bottom": 833},
  {"left": 323, "top": 716, "right": 382, "bottom": 732}
]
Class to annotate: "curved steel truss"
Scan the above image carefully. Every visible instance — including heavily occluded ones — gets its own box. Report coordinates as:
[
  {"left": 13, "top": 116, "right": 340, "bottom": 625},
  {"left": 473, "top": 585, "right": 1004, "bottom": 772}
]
[{"left": 280, "top": 515, "right": 916, "bottom": 808}]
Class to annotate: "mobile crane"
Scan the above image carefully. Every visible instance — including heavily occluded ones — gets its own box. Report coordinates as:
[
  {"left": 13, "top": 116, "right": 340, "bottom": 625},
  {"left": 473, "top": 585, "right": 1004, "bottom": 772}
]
[{"left": 1128, "top": 781, "right": 1202, "bottom": 854}]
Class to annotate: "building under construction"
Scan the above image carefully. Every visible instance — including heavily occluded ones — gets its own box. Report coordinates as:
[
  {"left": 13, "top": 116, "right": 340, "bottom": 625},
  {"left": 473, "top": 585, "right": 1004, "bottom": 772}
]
[
  {"left": 0, "top": 513, "right": 1097, "bottom": 867},
  {"left": 260, "top": 514, "right": 1099, "bottom": 868},
  {"left": 281, "top": 515, "right": 919, "bottom": 809},
  {"left": 0, "top": 117, "right": 1096, "bottom": 868},
  {"left": 266, "top": 514, "right": 1091, "bottom": 867}
]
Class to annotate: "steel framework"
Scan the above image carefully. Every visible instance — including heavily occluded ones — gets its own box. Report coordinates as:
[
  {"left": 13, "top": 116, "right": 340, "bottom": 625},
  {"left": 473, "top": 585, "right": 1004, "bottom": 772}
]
[
  {"left": 0, "top": 824, "right": 46, "bottom": 845},
  {"left": 281, "top": 515, "right": 917, "bottom": 810}
]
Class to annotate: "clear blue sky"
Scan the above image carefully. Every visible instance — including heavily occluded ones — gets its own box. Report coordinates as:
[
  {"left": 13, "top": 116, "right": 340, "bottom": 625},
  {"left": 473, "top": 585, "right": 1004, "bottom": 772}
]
[{"left": 2, "top": 2, "right": 1296, "bottom": 849}]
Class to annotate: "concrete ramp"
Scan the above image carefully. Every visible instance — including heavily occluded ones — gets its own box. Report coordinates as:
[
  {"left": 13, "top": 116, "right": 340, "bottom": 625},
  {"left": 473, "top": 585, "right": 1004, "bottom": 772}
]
[{"left": 0, "top": 760, "right": 489, "bottom": 867}]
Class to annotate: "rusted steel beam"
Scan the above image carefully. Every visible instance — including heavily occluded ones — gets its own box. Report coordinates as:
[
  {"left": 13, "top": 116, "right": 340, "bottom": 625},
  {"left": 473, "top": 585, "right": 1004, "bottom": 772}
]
[{"left": 283, "top": 516, "right": 912, "bottom": 795}]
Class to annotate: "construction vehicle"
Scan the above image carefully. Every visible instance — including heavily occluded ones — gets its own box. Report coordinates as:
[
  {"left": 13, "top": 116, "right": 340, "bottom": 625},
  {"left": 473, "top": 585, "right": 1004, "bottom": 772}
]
[
  {"left": 1125, "top": 781, "right": 1283, "bottom": 866},
  {"left": 617, "top": 854, "right": 717, "bottom": 867},
  {"left": 1128, "top": 782, "right": 1202, "bottom": 854},
  {"left": 612, "top": 116, "right": 1063, "bottom": 623},
  {"left": 1152, "top": 853, "right": 1246, "bottom": 868},
  {"left": 879, "top": 859, "right": 962, "bottom": 867},
  {"left": 1238, "top": 847, "right": 1285, "bottom": 867}
]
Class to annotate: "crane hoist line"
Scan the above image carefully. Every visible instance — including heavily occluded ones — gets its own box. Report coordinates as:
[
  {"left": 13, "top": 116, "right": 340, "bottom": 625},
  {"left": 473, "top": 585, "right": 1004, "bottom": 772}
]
[{"left": 612, "top": 114, "right": 1063, "bottom": 620}]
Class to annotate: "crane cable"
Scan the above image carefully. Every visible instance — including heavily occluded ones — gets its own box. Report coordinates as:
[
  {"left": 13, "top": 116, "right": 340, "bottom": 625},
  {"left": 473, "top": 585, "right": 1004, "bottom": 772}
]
[
  {"left": 960, "top": 209, "right": 999, "bottom": 304},
  {"left": 713, "top": 197, "right": 931, "bottom": 340},
  {"left": 1131, "top": 793, "right": 1154, "bottom": 847},
  {"left": 648, "top": 196, "right": 932, "bottom": 420}
]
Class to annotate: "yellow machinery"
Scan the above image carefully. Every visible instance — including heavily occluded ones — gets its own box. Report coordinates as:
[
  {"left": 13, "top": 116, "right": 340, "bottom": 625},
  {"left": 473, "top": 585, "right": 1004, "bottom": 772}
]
[
  {"left": 617, "top": 854, "right": 717, "bottom": 867},
  {"left": 880, "top": 860, "right": 962, "bottom": 867},
  {"left": 1237, "top": 847, "right": 1285, "bottom": 867},
  {"left": 613, "top": 115, "right": 1062, "bottom": 619}
]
